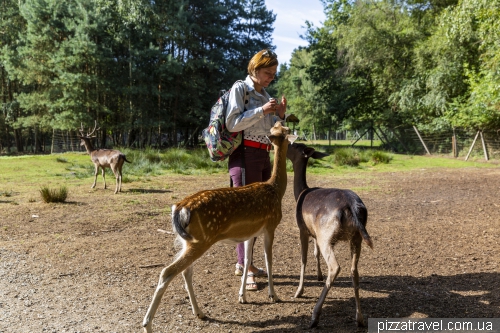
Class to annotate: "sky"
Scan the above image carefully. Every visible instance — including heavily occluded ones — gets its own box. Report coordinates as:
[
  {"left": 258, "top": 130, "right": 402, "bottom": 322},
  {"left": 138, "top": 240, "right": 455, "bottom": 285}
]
[{"left": 264, "top": 0, "right": 326, "bottom": 65}]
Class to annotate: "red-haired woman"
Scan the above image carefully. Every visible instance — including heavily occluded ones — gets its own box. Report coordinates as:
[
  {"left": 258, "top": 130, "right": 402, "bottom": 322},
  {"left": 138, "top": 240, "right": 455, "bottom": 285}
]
[{"left": 225, "top": 49, "right": 288, "bottom": 291}]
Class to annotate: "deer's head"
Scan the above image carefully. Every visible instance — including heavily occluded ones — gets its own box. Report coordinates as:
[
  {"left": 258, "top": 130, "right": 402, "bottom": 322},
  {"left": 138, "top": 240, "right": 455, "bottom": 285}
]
[
  {"left": 78, "top": 120, "right": 100, "bottom": 146},
  {"left": 78, "top": 121, "right": 99, "bottom": 148},
  {"left": 268, "top": 122, "right": 297, "bottom": 147}
]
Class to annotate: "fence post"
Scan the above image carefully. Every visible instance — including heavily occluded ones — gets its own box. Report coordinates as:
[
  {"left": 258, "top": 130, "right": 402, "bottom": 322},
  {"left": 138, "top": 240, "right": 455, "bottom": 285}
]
[
  {"left": 465, "top": 130, "right": 480, "bottom": 161},
  {"left": 51, "top": 128, "right": 55, "bottom": 154},
  {"left": 480, "top": 131, "right": 489, "bottom": 161},
  {"left": 413, "top": 126, "right": 431, "bottom": 155},
  {"left": 452, "top": 129, "right": 457, "bottom": 158}
]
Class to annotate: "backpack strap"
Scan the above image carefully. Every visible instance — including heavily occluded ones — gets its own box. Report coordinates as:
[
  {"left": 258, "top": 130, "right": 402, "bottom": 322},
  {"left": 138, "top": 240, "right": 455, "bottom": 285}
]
[{"left": 229, "top": 80, "right": 248, "bottom": 187}]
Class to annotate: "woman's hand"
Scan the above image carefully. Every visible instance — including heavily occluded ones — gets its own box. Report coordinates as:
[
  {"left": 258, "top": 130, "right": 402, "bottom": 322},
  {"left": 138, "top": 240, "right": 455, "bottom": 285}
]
[
  {"left": 263, "top": 95, "right": 287, "bottom": 119},
  {"left": 276, "top": 95, "right": 287, "bottom": 119},
  {"left": 263, "top": 98, "right": 278, "bottom": 115}
]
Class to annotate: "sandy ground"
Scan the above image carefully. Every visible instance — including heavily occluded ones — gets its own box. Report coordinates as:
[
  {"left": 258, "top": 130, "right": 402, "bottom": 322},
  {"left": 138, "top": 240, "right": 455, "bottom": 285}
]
[{"left": 1, "top": 166, "right": 499, "bottom": 333}]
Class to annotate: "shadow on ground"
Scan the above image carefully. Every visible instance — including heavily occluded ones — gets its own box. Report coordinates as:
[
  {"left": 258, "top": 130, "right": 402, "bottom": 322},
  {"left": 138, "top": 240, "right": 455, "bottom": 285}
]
[{"left": 204, "top": 272, "right": 499, "bottom": 332}]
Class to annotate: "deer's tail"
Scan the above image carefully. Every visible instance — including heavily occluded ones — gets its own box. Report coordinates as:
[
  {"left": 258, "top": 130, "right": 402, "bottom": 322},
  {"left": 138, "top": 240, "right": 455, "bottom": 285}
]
[
  {"left": 350, "top": 197, "right": 373, "bottom": 249},
  {"left": 171, "top": 205, "right": 194, "bottom": 241},
  {"left": 121, "top": 154, "right": 131, "bottom": 163}
]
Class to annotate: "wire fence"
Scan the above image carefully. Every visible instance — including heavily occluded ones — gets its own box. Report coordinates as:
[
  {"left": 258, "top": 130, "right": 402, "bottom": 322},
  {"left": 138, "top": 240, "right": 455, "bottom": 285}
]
[
  {"left": 51, "top": 130, "right": 84, "bottom": 154},
  {"left": 400, "top": 128, "right": 500, "bottom": 160},
  {"left": 9, "top": 126, "right": 500, "bottom": 162}
]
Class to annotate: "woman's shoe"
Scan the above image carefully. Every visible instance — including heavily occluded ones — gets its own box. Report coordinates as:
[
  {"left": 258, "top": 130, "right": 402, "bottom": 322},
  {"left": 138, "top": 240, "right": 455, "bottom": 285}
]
[
  {"left": 235, "top": 263, "right": 267, "bottom": 277},
  {"left": 245, "top": 273, "right": 258, "bottom": 291},
  {"left": 235, "top": 263, "right": 244, "bottom": 276}
]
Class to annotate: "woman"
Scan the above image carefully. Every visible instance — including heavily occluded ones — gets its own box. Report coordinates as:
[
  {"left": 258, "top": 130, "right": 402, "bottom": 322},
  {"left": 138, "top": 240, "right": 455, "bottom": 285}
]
[{"left": 225, "top": 49, "right": 287, "bottom": 291}]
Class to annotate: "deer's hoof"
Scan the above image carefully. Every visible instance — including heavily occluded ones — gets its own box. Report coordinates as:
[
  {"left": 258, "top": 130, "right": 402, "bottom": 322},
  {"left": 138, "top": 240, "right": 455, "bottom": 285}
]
[
  {"left": 196, "top": 312, "right": 205, "bottom": 319},
  {"left": 294, "top": 289, "right": 304, "bottom": 298},
  {"left": 309, "top": 318, "right": 319, "bottom": 329},
  {"left": 356, "top": 313, "right": 365, "bottom": 327},
  {"left": 269, "top": 295, "right": 280, "bottom": 303},
  {"left": 238, "top": 295, "right": 247, "bottom": 304},
  {"left": 142, "top": 323, "right": 152, "bottom": 333}
]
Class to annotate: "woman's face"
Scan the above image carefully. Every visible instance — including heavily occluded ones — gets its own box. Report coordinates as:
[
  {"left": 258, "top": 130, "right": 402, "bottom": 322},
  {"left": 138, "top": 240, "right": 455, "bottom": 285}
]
[{"left": 254, "top": 65, "right": 278, "bottom": 88}]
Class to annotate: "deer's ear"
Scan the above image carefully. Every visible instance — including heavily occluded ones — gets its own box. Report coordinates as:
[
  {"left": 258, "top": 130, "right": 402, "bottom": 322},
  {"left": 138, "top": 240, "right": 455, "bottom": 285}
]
[
  {"left": 312, "top": 151, "right": 329, "bottom": 159},
  {"left": 287, "top": 135, "right": 298, "bottom": 144}
]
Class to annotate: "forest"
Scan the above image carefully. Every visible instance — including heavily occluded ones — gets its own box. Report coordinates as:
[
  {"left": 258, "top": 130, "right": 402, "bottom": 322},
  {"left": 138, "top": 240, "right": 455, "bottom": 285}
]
[{"left": 0, "top": 0, "right": 499, "bottom": 153}]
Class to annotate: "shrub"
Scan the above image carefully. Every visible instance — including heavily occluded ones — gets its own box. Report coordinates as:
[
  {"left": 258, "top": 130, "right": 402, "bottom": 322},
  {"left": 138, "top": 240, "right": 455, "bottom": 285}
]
[
  {"left": 331, "top": 148, "right": 360, "bottom": 166},
  {"left": 0, "top": 190, "right": 13, "bottom": 197},
  {"left": 40, "top": 186, "right": 68, "bottom": 203},
  {"left": 371, "top": 151, "right": 392, "bottom": 165}
]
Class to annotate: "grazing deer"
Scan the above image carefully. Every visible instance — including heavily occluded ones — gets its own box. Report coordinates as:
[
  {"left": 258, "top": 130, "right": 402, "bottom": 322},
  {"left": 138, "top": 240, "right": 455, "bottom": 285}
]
[
  {"left": 286, "top": 142, "right": 373, "bottom": 328},
  {"left": 142, "top": 122, "right": 296, "bottom": 333},
  {"left": 78, "top": 121, "right": 131, "bottom": 194}
]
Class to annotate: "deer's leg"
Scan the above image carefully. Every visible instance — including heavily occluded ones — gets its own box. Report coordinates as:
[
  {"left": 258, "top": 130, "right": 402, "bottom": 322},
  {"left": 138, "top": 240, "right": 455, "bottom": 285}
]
[
  {"left": 101, "top": 167, "right": 107, "bottom": 189},
  {"left": 92, "top": 164, "right": 99, "bottom": 188},
  {"left": 142, "top": 244, "right": 207, "bottom": 333},
  {"left": 117, "top": 166, "right": 123, "bottom": 193},
  {"left": 110, "top": 164, "right": 120, "bottom": 194},
  {"left": 294, "top": 229, "right": 309, "bottom": 298},
  {"left": 350, "top": 234, "right": 365, "bottom": 327},
  {"left": 263, "top": 227, "right": 279, "bottom": 302},
  {"left": 313, "top": 238, "right": 323, "bottom": 281},
  {"left": 238, "top": 237, "right": 255, "bottom": 304},
  {"left": 309, "top": 242, "right": 340, "bottom": 329},
  {"left": 182, "top": 264, "right": 204, "bottom": 319}
]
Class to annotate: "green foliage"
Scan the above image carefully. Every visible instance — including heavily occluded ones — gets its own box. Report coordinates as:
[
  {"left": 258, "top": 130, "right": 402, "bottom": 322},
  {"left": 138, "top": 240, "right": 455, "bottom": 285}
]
[
  {"left": 2, "top": 0, "right": 499, "bottom": 152},
  {"left": 39, "top": 186, "right": 68, "bottom": 203},
  {"left": 0, "top": 189, "right": 13, "bottom": 197},
  {"left": 370, "top": 151, "right": 392, "bottom": 165},
  {"left": 317, "top": 147, "right": 392, "bottom": 167},
  {"left": 0, "top": 0, "right": 276, "bottom": 150},
  {"left": 277, "top": 0, "right": 499, "bottom": 139},
  {"left": 329, "top": 148, "right": 361, "bottom": 167}
]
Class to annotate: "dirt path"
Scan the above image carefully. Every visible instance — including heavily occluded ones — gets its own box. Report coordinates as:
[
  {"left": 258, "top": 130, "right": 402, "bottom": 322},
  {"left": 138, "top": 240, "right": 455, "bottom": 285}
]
[{"left": 1, "top": 167, "right": 499, "bottom": 332}]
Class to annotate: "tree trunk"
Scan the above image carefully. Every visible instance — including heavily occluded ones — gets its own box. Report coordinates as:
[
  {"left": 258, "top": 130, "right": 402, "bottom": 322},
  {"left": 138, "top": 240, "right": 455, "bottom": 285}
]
[{"left": 14, "top": 128, "right": 23, "bottom": 153}]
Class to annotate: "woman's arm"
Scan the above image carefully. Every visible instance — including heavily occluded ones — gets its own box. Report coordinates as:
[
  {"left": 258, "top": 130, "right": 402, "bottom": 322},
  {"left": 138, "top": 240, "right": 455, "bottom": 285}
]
[{"left": 226, "top": 82, "right": 280, "bottom": 133}]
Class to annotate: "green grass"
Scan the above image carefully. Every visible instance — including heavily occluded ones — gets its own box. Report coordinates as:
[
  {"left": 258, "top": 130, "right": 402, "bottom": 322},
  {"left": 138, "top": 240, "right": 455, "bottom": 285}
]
[
  {"left": 299, "top": 139, "right": 383, "bottom": 147},
  {"left": 288, "top": 148, "right": 497, "bottom": 176},
  {"left": 39, "top": 186, "right": 68, "bottom": 203},
  {"left": 0, "top": 147, "right": 497, "bottom": 195}
]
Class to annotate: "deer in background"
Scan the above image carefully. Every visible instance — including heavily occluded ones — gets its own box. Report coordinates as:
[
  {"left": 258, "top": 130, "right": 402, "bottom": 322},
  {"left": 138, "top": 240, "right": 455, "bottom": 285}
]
[
  {"left": 286, "top": 142, "right": 373, "bottom": 329},
  {"left": 79, "top": 121, "right": 131, "bottom": 194},
  {"left": 142, "top": 122, "right": 296, "bottom": 333}
]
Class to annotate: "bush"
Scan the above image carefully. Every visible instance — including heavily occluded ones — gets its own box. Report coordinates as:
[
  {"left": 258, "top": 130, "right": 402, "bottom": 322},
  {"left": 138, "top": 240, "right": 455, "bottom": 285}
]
[
  {"left": 40, "top": 186, "right": 68, "bottom": 203},
  {"left": 331, "top": 148, "right": 360, "bottom": 166},
  {"left": 370, "top": 151, "right": 392, "bottom": 165},
  {"left": 0, "top": 190, "right": 13, "bottom": 197}
]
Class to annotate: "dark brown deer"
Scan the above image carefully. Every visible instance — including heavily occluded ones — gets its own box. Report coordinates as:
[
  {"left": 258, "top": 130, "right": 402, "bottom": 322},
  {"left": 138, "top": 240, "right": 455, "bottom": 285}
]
[
  {"left": 79, "top": 121, "right": 131, "bottom": 194},
  {"left": 142, "top": 122, "right": 296, "bottom": 333},
  {"left": 286, "top": 142, "right": 373, "bottom": 328}
]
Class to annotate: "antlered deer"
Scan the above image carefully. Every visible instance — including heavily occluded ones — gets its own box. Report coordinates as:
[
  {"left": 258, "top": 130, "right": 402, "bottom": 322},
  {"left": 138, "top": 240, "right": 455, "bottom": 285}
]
[
  {"left": 79, "top": 121, "right": 131, "bottom": 194},
  {"left": 286, "top": 142, "right": 373, "bottom": 328},
  {"left": 142, "top": 122, "right": 296, "bottom": 333}
]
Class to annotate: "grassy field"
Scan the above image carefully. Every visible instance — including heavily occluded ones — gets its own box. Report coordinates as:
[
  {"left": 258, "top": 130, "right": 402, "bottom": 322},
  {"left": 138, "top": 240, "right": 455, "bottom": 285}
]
[{"left": 0, "top": 146, "right": 497, "bottom": 198}]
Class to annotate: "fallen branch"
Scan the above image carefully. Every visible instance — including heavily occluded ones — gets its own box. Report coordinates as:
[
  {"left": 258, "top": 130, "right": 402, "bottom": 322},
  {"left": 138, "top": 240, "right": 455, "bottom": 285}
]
[
  {"left": 139, "top": 263, "right": 165, "bottom": 269},
  {"left": 59, "top": 273, "right": 74, "bottom": 277},
  {"left": 100, "top": 229, "right": 122, "bottom": 233}
]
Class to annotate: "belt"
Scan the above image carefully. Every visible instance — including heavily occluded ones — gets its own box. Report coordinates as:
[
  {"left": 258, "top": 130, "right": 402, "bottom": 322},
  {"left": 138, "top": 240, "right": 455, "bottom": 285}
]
[{"left": 243, "top": 139, "right": 272, "bottom": 151}]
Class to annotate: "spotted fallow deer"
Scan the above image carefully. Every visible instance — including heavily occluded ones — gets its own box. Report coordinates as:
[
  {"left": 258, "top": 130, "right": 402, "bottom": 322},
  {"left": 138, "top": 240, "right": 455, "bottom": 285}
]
[
  {"left": 142, "top": 122, "right": 296, "bottom": 333},
  {"left": 286, "top": 142, "right": 373, "bottom": 328},
  {"left": 78, "top": 121, "right": 131, "bottom": 194}
]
